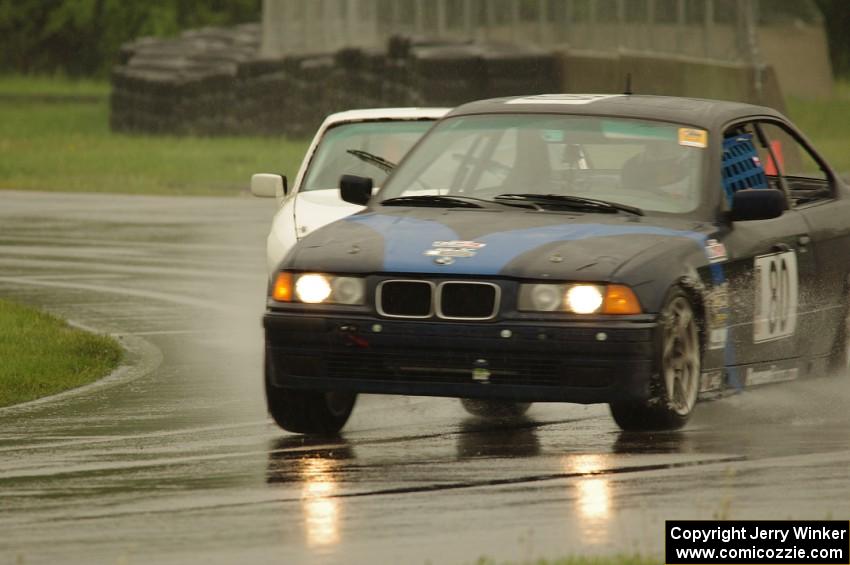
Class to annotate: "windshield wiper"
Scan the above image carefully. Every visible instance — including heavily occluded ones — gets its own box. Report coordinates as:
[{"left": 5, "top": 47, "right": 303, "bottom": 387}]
[
  {"left": 381, "top": 194, "right": 542, "bottom": 210},
  {"left": 346, "top": 149, "right": 396, "bottom": 174},
  {"left": 494, "top": 193, "right": 644, "bottom": 216},
  {"left": 380, "top": 195, "right": 495, "bottom": 208}
]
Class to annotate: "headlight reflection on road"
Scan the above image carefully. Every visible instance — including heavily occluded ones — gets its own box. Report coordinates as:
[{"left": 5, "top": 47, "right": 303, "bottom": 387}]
[
  {"left": 576, "top": 478, "right": 611, "bottom": 520},
  {"left": 300, "top": 458, "right": 341, "bottom": 548},
  {"left": 566, "top": 454, "right": 612, "bottom": 545}
]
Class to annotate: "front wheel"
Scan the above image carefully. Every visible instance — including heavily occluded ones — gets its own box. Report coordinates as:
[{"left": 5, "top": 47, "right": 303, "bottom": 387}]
[
  {"left": 460, "top": 398, "right": 531, "bottom": 419},
  {"left": 610, "top": 289, "right": 701, "bottom": 431},
  {"left": 266, "top": 382, "right": 356, "bottom": 435}
]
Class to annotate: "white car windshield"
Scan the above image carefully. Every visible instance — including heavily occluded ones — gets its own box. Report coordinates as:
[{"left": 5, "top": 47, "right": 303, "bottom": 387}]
[
  {"left": 301, "top": 120, "right": 435, "bottom": 192},
  {"left": 380, "top": 114, "right": 706, "bottom": 214}
]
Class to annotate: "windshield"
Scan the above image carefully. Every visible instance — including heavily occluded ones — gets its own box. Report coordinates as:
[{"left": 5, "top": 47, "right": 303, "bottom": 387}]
[
  {"left": 301, "top": 120, "right": 435, "bottom": 192},
  {"left": 380, "top": 114, "right": 706, "bottom": 214}
]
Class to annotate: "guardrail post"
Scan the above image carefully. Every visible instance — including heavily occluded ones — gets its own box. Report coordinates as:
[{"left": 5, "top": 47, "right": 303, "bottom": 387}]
[
  {"left": 676, "top": 0, "right": 685, "bottom": 54},
  {"left": 744, "top": 0, "right": 764, "bottom": 98},
  {"left": 415, "top": 0, "right": 424, "bottom": 35}
]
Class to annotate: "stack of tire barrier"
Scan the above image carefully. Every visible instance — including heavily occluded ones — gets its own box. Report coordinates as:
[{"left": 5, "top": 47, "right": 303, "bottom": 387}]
[
  {"left": 481, "top": 44, "right": 561, "bottom": 99},
  {"left": 409, "top": 43, "right": 486, "bottom": 106},
  {"left": 111, "top": 24, "right": 262, "bottom": 135},
  {"left": 110, "top": 27, "right": 561, "bottom": 137},
  {"left": 381, "top": 36, "right": 425, "bottom": 106},
  {"left": 235, "top": 55, "right": 290, "bottom": 135},
  {"left": 407, "top": 42, "right": 561, "bottom": 107}
]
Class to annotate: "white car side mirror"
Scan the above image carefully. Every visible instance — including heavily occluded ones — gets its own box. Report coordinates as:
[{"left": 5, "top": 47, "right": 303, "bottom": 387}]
[{"left": 251, "top": 174, "right": 288, "bottom": 198}]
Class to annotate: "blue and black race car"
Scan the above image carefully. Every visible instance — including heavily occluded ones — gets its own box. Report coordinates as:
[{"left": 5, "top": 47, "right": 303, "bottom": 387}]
[{"left": 262, "top": 94, "right": 850, "bottom": 434}]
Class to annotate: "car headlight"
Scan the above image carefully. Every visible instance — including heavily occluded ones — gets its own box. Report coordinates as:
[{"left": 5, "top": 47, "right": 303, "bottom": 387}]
[
  {"left": 565, "top": 285, "right": 604, "bottom": 314},
  {"left": 527, "top": 284, "right": 562, "bottom": 312},
  {"left": 518, "top": 283, "right": 641, "bottom": 314},
  {"left": 295, "top": 274, "right": 332, "bottom": 304},
  {"left": 331, "top": 276, "right": 366, "bottom": 305},
  {"left": 272, "top": 272, "right": 366, "bottom": 305}
]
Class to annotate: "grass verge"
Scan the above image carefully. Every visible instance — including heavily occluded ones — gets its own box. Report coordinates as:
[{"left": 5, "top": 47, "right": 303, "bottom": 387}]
[
  {"left": 474, "top": 555, "right": 659, "bottom": 565},
  {"left": 0, "top": 299, "right": 123, "bottom": 408},
  {"left": 0, "top": 73, "right": 109, "bottom": 97},
  {"left": 1, "top": 75, "right": 848, "bottom": 195},
  {"left": 785, "top": 80, "right": 850, "bottom": 175},
  {"left": 0, "top": 75, "right": 309, "bottom": 196}
]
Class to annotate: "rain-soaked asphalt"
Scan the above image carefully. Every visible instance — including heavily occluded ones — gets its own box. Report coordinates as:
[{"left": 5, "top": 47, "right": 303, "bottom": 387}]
[{"left": 0, "top": 190, "right": 849, "bottom": 565}]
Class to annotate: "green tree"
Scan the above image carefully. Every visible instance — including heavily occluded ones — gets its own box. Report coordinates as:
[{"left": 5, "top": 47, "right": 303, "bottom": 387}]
[
  {"left": 815, "top": 0, "right": 850, "bottom": 77},
  {"left": 0, "top": 0, "right": 260, "bottom": 77}
]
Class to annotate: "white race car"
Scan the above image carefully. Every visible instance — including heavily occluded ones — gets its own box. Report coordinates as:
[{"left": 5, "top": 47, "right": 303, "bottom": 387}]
[{"left": 252, "top": 107, "right": 450, "bottom": 273}]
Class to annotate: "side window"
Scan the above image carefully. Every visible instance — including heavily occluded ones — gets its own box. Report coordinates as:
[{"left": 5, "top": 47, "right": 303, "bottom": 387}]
[{"left": 758, "top": 122, "right": 831, "bottom": 206}]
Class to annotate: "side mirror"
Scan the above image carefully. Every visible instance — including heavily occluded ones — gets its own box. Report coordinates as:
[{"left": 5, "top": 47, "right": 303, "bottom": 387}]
[
  {"left": 251, "top": 173, "right": 287, "bottom": 198},
  {"left": 730, "top": 188, "right": 786, "bottom": 222},
  {"left": 340, "top": 174, "right": 373, "bottom": 206}
]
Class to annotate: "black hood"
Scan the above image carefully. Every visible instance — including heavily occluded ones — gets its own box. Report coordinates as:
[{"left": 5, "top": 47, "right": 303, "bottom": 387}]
[{"left": 286, "top": 207, "right": 715, "bottom": 283}]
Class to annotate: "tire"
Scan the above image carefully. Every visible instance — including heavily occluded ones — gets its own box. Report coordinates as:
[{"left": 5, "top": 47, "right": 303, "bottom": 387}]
[
  {"left": 460, "top": 398, "right": 531, "bottom": 419},
  {"left": 609, "top": 288, "right": 701, "bottom": 431},
  {"left": 264, "top": 355, "right": 356, "bottom": 434},
  {"left": 265, "top": 382, "right": 356, "bottom": 435}
]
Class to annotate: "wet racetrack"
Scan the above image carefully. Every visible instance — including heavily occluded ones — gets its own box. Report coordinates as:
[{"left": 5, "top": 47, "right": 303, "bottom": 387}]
[{"left": 1, "top": 191, "right": 848, "bottom": 564}]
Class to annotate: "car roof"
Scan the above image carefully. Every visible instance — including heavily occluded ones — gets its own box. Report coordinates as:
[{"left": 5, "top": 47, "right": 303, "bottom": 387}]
[
  {"left": 323, "top": 107, "right": 451, "bottom": 125},
  {"left": 448, "top": 94, "right": 785, "bottom": 130}
]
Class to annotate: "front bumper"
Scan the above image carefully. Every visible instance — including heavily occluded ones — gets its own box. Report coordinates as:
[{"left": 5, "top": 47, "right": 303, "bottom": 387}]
[{"left": 264, "top": 312, "right": 660, "bottom": 404}]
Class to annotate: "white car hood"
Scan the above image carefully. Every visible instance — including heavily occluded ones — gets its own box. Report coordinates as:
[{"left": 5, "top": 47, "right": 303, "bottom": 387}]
[{"left": 294, "top": 189, "right": 365, "bottom": 239}]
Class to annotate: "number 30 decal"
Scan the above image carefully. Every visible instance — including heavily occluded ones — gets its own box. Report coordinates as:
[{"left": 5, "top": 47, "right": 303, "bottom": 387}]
[{"left": 753, "top": 251, "right": 798, "bottom": 343}]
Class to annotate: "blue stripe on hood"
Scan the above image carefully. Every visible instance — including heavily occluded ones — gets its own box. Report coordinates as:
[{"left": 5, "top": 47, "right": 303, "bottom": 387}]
[{"left": 347, "top": 213, "right": 707, "bottom": 275}]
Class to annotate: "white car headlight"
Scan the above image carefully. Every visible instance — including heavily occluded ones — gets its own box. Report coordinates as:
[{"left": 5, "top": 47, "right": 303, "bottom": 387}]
[
  {"left": 565, "top": 285, "right": 604, "bottom": 314},
  {"left": 295, "top": 274, "right": 333, "bottom": 304},
  {"left": 519, "top": 283, "right": 635, "bottom": 314},
  {"left": 272, "top": 272, "right": 366, "bottom": 305},
  {"left": 519, "top": 284, "right": 563, "bottom": 311},
  {"left": 332, "top": 276, "right": 366, "bottom": 305}
]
